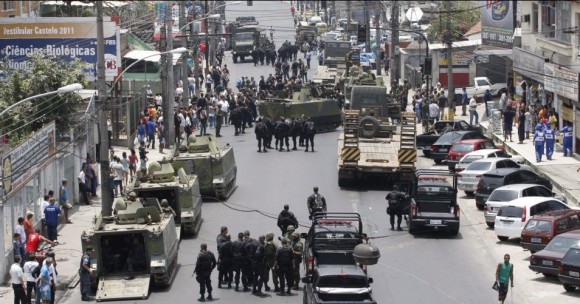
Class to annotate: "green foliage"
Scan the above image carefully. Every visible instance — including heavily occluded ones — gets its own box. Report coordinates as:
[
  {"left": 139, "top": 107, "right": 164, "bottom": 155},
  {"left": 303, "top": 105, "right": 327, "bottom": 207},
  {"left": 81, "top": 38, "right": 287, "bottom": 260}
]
[
  {"left": 427, "top": 2, "right": 480, "bottom": 42},
  {"left": 0, "top": 55, "right": 88, "bottom": 145}
]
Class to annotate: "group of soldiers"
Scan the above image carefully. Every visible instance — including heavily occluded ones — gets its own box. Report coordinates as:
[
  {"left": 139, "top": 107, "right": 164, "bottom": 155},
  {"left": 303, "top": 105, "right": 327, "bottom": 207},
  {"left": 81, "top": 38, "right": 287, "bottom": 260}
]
[
  {"left": 198, "top": 226, "right": 303, "bottom": 298},
  {"left": 251, "top": 41, "right": 278, "bottom": 67},
  {"left": 273, "top": 58, "right": 309, "bottom": 82},
  {"left": 389, "top": 81, "right": 413, "bottom": 112},
  {"left": 254, "top": 115, "right": 316, "bottom": 153}
]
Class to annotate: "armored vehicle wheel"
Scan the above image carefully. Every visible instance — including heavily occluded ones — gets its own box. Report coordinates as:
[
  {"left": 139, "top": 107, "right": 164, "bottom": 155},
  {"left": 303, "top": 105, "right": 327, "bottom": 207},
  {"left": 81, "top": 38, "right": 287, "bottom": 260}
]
[
  {"left": 338, "top": 177, "right": 351, "bottom": 188},
  {"left": 233, "top": 55, "right": 238, "bottom": 63}
]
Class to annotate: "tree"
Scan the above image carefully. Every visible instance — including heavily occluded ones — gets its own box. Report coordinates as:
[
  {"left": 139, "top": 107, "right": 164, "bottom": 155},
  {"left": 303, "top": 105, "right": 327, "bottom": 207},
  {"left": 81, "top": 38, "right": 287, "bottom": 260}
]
[
  {"left": 427, "top": 2, "right": 480, "bottom": 42},
  {"left": 0, "top": 55, "right": 88, "bottom": 145}
]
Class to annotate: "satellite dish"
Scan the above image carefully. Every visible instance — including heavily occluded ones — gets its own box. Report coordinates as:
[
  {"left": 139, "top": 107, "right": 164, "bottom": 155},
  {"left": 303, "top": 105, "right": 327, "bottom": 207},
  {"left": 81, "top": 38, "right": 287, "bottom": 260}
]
[{"left": 406, "top": 7, "right": 423, "bottom": 23}]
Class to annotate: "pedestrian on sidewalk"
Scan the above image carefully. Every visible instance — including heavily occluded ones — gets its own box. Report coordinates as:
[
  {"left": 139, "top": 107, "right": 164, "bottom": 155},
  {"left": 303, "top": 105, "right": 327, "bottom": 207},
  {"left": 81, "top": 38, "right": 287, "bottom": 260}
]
[
  {"left": 158, "top": 122, "right": 166, "bottom": 153},
  {"left": 128, "top": 149, "right": 137, "bottom": 178},
  {"left": 194, "top": 243, "right": 217, "bottom": 301},
  {"left": 461, "top": 88, "right": 468, "bottom": 116},
  {"left": 121, "top": 152, "right": 129, "bottom": 187},
  {"left": 533, "top": 125, "right": 546, "bottom": 162},
  {"left": 23, "top": 253, "right": 39, "bottom": 304},
  {"left": 44, "top": 199, "right": 60, "bottom": 242},
  {"left": 561, "top": 123, "right": 574, "bottom": 156},
  {"left": 13, "top": 233, "right": 23, "bottom": 265},
  {"left": 545, "top": 122, "right": 555, "bottom": 160},
  {"left": 517, "top": 109, "right": 526, "bottom": 144},
  {"left": 468, "top": 95, "right": 479, "bottom": 126},
  {"left": 146, "top": 116, "right": 156, "bottom": 149},
  {"left": 59, "top": 179, "right": 72, "bottom": 223},
  {"left": 15, "top": 218, "right": 26, "bottom": 260},
  {"left": 503, "top": 106, "right": 515, "bottom": 142},
  {"left": 495, "top": 254, "right": 514, "bottom": 304},
  {"left": 37, "top": 257, "right": 53, "bottom": 304},
  {"left": 10, "top": 255, "right": 26, "bottom": 304},
  {"left": 79, "top": 247, "right": 94, "bottom": 301},
  {"left": 23, "top": 211, "right": 34, "bottom": 240},
  {"left": 78, "top": 164, "right": 90, "bottom": 205},
  {"left": 138, "top": 142, "right": 148, "bottom": 170},
  {"left": 483, "top": 89, "right": 492, "bottom": 118}
]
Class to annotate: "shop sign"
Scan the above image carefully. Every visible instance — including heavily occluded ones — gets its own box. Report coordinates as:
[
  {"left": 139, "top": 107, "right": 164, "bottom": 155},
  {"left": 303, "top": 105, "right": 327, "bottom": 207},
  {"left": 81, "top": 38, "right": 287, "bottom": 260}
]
[
  {"left": 438, "top": 50, "right": 476, "bottom": 66},
  {"left": 513, "top": 48, "right": 545, "bottom": 81},
  {"left": 544, "top": 63, "right": 579, "bottom": 101},
  {"left": 561, "top": 106, "right": 574, "bottom": 124}
]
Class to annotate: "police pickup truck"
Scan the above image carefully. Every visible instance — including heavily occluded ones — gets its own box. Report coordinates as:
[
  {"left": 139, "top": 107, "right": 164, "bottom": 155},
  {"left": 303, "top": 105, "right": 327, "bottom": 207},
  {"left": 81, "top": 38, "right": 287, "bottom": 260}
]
[
  {"left": 407, "top": 170, "right": 460, "bottom": 235},
  {"left": 301, "top": 213, "right": 365, "bottom": 274},
  {"left": 301, "top": 213, "right": 378, "bottom": 304}
]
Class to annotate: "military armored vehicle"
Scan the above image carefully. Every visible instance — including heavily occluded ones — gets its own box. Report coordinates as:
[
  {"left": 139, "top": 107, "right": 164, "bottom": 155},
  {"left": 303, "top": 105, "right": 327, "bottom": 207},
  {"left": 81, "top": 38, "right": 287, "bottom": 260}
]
[
  {"left": 128, "top": 160, "right": 203, "bottom": 236},
  {"left": 171, "top": 134, "right": 237, "bottom": 199},
  {"left": 79, "top": 196, "right": 179, "bottom": 301},
  {"left": 259, "top": 84, "right": 343, "bottom": 133}
]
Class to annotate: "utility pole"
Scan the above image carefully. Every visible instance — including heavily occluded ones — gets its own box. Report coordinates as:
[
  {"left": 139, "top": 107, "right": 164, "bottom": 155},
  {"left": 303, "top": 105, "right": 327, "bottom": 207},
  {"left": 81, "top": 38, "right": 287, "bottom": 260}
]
[
  {"left": 376, "top": 11, "right": 381, "bottom": 76},
  {"left": 192, "top": 21, "right": 201, "bottom": 97},
  {"left": 160, "top": 13, "right": 168, "bottom": 127},
  {"left": 445, "top": 1, "right": 454, "bottom": 111},
  {"left": 391, "top": 0, "right": 399, "bottom": 85},
  {"left": 204, "top": 0, "right": 209, "bottom": 70},
  {"left": 364, "top": 3, "right": 370, "bottom": 53},
  {"left": 346, "top": 0, "right": 351, "bottom": 37},
  {"left": 96, "top": 2, "right": 112, "bottom": 216},
  {"left": 165, "top": 3, "right": 176, "bottom": 146},
  {"left": 180, "top": 1, "right": 189, "bottom": 106}
]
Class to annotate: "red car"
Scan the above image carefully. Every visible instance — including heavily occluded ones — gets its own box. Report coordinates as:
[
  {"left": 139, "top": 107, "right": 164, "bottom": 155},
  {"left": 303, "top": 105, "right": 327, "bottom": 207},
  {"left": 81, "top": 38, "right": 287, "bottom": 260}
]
[{"left": 447, "top": 139, "right": 502, "bottom": 171}]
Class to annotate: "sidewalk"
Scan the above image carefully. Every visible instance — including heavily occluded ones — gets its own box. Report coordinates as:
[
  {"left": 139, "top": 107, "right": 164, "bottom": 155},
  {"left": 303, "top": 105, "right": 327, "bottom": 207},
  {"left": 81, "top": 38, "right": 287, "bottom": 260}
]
[
  {"left": 0, "top": 142, "right": 175, "bottom": 303},
  {"left": 449, "top": 103, "right": 580, "bottom": 206}
]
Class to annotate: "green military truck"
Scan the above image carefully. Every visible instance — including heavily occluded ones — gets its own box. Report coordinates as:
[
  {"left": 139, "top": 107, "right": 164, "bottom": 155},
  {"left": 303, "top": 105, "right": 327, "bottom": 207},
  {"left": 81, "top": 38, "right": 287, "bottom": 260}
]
[
  {"left": 128, "top": 161, "right": 203, "bottom": 236},
  {"left": 80, "top": 196, "right": 179, "bottom": 301},
  {"left": 231, "top": 24, "right": 260, "bottom": 63}
]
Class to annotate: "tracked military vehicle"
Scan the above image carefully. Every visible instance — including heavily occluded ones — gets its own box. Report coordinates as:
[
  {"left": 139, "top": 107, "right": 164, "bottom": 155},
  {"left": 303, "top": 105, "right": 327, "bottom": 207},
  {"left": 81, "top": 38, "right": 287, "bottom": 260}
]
[
  {"left": 80, "top": 196, "right": 179, "bottom": 301},
  {"left": 259, "top": 84, "right": 343, "bottom": 133},
  {"left": 171, "top": 134, "right": 237, "bottom": 199},
  {"left": 128, "top": 160, "right": 203, "bottom": 236}
]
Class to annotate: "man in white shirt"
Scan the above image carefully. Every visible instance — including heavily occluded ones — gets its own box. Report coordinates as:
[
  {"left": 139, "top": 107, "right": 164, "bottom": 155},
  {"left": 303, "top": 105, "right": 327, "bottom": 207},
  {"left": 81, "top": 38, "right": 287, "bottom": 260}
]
[
  {"left": 10, "top": 255, "right": 26, "bottom": 303},
  {"left": 15, "top": 217, "right": 26, "bottom": 254},
  {"left": 78, "top": 164, "right": 90, "bottom": 205},
  {"left": 428, "top": 101, "right": 440, "bottom": 127},
  {"left": 40, "top": 195, "right": 50, "bottom": 236},
  {"left": 218, "top": 95, "right": 229, "bottom": 126},
  {"left": 23, "top": 253, "right": 39, "bottom": 303},
  {"left": 111, "top": 158, "right": 125, "bottom": 197}
]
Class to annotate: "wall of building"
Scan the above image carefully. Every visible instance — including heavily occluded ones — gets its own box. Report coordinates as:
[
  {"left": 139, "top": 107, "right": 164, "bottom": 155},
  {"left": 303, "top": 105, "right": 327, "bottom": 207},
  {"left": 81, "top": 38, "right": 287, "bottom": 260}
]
[{"left": 0, "top": 1, "right": 38, "bottom": 18}]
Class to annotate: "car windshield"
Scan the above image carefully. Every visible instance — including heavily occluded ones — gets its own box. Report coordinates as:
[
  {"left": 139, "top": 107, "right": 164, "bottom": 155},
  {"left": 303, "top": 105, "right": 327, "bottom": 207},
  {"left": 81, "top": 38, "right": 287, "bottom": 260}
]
[
  {"left": 545, "top": 236, "right": 580, "bottom": 252},
  {"left": 317, "top": 276, "right": 368, "bottom": 288},
  {"left": 488, "top": 190, "right": 519, "bottom": 202},
  {"left": 438, "top": 132, "right": 463, "bottom": 142},
  {"left": 498, "top": 206, "right": 523, "bottom": 218},
  {"left": 235, "top": 33, "right": 254, "bottom": 41},
  {"left": 466, "top": 161, "right": 492, "bottom": 171},
  {"left": 451, "top": 144, "right": 474, "bottom": 153},
  {"left": 461, "top": 155, "right": 484, "bottom": 163},
  {"left": 524, "top": 219, "right": 552, "bottom": 233},
  {"left": 563, "top": 248, "right": 580, "bottom": 266}
]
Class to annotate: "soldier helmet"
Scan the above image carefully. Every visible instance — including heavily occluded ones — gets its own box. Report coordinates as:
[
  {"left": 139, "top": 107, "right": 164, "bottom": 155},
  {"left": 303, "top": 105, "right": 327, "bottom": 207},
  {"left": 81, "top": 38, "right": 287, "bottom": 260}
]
[
  {"left": 160, "top": 199, "right": 169, "bottom": 207},
  {"left": 393, "top": 185, "right": 399, "bottom": 191},
  {"left": 128, "top": 192, "right": 137, "bottom": 198},
  {"left": 266, "top": 232, "right": 274, "bottom": 241},
  {"left": 287, "top": 225, "right": 295, "bottom": 231},
  {"left": 292, "top": 231, "right": 300, "bottom": 238}
]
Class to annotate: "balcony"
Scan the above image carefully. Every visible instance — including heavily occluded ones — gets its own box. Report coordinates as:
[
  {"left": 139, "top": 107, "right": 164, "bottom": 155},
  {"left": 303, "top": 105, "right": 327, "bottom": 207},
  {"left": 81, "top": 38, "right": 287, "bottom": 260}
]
[{"left": 536, "top": 35, "right": 573, "bottom": 57}]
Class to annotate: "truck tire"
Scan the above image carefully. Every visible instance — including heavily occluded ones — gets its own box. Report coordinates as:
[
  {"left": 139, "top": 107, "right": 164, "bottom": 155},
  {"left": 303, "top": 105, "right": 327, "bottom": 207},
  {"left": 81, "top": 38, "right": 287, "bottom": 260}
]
[{"left": 359, "top": 116, "right": 379, "bottom": 138}]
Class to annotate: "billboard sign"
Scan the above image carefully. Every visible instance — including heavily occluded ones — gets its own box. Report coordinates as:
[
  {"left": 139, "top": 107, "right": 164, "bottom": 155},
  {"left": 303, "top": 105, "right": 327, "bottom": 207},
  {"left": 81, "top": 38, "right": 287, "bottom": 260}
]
[
  {"left": 0, "top": 17, "right": 120, "bottom": 81},
  {"left": 480, "top": 1, "right": 514, "bottom": 48},
  {"left": 2, "top": 122, "right": 56, "bottom": 198}
]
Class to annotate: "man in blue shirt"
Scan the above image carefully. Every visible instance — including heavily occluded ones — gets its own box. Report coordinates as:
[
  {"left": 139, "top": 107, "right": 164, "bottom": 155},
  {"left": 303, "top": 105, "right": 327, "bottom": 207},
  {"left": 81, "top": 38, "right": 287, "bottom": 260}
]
[
  {"left": 146, "top": 117, "right": 156, "bottom": 150},
  {"left": 43, "top": 198, "right": 61, "bottom": 242},
  {"left": 461, "top": 88, "right": 468, "bottom": 116}
]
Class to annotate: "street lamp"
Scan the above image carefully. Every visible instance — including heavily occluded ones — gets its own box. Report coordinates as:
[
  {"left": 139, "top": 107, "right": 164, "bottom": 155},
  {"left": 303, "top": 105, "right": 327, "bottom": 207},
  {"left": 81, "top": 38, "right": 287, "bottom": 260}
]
[{"left": 0, "top": 83, "right": 84, "bottom": 118}]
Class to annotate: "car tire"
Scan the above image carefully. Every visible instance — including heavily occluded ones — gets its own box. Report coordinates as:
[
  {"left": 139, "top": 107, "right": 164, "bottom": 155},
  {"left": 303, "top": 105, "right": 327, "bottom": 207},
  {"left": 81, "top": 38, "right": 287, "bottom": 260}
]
[
  {"left": 497, "top": 236, "right": 509, "bottom": 241},
  {"left": 486, "top": 222, "right": 494, "bottom": 229},
  {"left": 464, "top": 191, "right": 474, "bottom": 196},
  {"left": 476, "top": 203, "right": 484, "bottom": 210},
  {"left": 564, "top": 283, "right": 577, "bottom": 292},
  {"left": 449, "top": 227, "right": 459, "bottom": 236},
  {"left": 422, "top": 149, "right": 431, "bottom": 157},
  {"left": 434, "top": 159, "right": 442, "bottom": 165},
  {"left": 408, "top": 223, "right": 417, "bottom": 234}
]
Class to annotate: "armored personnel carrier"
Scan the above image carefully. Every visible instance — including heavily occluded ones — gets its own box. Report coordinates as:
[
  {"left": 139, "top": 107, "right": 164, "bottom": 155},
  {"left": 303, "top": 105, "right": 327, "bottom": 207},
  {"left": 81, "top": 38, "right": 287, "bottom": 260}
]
[
  {"left": 171, "top": 134, "right": 237, "bottom": 199},
  {"left": 128, "top": 160, "right": 203, "bottom": 236},
  {"left": 259, "top": 84, "right": 343, "bottom": 133},
  {"left": 80, "top": 196, "right": 179, "bottom": 301}
]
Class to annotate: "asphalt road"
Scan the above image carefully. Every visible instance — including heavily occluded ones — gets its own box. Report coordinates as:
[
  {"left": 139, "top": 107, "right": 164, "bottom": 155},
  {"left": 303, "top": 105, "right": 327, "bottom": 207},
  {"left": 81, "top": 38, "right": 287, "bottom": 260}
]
[{"left": 59, "top": 2, "right": 580, "bottom": 303}]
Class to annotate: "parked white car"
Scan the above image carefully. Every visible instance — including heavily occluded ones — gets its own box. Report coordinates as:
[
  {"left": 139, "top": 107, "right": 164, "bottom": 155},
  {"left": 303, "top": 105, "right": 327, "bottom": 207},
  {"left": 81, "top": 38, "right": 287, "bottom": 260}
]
[
  {"left": 457, "top": 158, "right": 530, "bottom": 196},
  {"left": 455, "top": 149, "right": 524, "bottom": 172},
  {"left": 495, "top": 197, "right": 572, "bottom": 241},
  {"left": 484, "top": 184, "right": 568, "bottom": 228}
]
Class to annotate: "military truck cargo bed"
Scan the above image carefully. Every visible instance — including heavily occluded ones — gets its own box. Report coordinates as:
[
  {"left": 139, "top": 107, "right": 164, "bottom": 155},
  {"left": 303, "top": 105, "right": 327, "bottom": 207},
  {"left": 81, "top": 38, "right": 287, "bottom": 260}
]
[{"left": 338, "top": 133, "right": 401, "bottom": 170}]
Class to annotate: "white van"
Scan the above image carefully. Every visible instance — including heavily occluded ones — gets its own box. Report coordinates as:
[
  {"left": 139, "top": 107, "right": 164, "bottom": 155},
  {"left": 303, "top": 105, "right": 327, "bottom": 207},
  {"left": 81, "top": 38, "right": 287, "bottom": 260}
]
[{"left": 495, "top": 197, "right": 572, "bottom": 241}]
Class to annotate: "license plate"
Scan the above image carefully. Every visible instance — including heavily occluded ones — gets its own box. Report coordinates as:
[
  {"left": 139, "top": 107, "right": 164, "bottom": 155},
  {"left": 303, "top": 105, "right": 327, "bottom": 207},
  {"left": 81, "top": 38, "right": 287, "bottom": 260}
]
[
  {"left": 570, "top": 271, "right": 580, "bottom": 277},
  {"left": 430, "top": 220, "right": 442, "bottom": 225},
  {"left": 531, "top": 237, "right": 542, "bottom": 243},
  {"left": 439, "top": 148, "right": 448, "bottom": 153},
  {"left": 542, "top": 260, "right": 554, "bottom": 266}
]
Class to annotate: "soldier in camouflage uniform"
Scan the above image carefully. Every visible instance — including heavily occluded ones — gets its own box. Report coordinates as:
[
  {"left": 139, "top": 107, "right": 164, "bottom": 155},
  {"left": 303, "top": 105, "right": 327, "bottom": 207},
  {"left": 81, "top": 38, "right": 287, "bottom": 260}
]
[
  {"left": 291, "top": 232, "right": 303, "bottom": 290},
  {"left": 263, "top": 232, "right": 279, "bottom": 292}
]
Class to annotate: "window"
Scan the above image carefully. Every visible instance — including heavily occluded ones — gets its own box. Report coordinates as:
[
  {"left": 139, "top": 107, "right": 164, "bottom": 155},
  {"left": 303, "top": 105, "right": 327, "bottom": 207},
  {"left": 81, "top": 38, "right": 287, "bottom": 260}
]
[
  {"left": 546, "top": 237, "right": 580, "bottom": 252},
  {"left": 532, "top": 3, "right": 539, "bottom": 33},
  {"left": 541, "top": 1, "right": 556, "bottom": 38},
  {"left": 569, "top": 214, "right": 580, "bottom": 229},
  {"left": 556, "top": 219, "right": 569, "bottom": 232},
  {"left": 2, "top": 1, "right": 15, "bottom": 11},
  {"left": 484, "top": 141, "right": 496, "bottom": 149},
  {"left": 498, "top": 206, "right": 523, "bottom": 218},
  {"left": 535, "top": 186, "right": 553, "bottom": 197},
  {"left": 459, "top": 121, "right": 469, "bottom": 129},
  {"left": 523, "top": 187, "right": 538, "bottom": 197},
  {"left": 476, "top": 79, "right": 488, "bottom": 86},
  {"left": 562, "top": 248, "right": 580, "bottom": 265},
  {"left": 518, "top": 170, "right": 539, "bottom": 182},
  {"left": 495, "top": 151, "right": 510, "bottom": 158},
  {"left": 451, "top": 144, "right": 474, "bottom": 153},
  {"left": 503, "top": 160, "right": 520, "bottom": 168},
  {"left": 466, "top": 161, "right": 491, "bottom": 171},
  {"left": 488, "top": 190, "right": 519, "bottom": 202},
  {"left": 524, "top": 219, "right": 552, "bottom": 233}
]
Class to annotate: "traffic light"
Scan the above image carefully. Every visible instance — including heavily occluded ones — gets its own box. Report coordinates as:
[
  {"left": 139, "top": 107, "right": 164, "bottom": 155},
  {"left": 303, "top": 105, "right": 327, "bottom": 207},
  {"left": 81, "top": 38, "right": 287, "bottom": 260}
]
[
  {"left": 424, "top": 57, "right": 432, "bottom": 76},
  {"left": 247, "top": 0, "right": 252, "bottom": 6},
  {"left": 357, "top": 25, "right": 366, "bottom": 44}
]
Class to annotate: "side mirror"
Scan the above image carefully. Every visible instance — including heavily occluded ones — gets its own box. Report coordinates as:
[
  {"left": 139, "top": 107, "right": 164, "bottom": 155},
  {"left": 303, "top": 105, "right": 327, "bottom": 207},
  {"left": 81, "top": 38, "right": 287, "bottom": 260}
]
[{"left": 368, "top": 277, "right": 374, "bottom": 284}]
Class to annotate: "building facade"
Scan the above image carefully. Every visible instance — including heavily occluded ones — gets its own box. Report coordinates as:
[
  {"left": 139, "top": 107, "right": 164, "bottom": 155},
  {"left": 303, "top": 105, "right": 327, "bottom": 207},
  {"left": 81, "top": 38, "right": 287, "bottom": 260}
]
[
  {"left": 517, "top": 0, "right": 580, "bottom": 155},
  {"left": 0, "top": 1, "right": 38, "bottom": 18}
]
